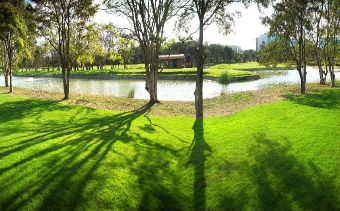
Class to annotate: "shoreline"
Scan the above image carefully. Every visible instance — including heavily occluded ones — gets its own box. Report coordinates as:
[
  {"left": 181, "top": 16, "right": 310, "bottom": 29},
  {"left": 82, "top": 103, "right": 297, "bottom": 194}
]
[
  {"left": 13, "top": 73, "right": 261, "bottom": 82},
  {"left": 1, "top": 84, "right": 334, "bottom": 117}
]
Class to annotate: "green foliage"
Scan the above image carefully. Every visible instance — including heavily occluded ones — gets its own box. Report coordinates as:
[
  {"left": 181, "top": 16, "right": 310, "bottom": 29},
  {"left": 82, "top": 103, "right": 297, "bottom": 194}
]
[
  {"left": 33, "top": 0, "right": 97, "bottom": 66},
  {"left": 15, "top": 62, "right": 263, "bottom": 81},
  {"left": 218, "top": 72, "right": 230, "bottom": 84},
  {"left": 0, "top": 1, "right": 30, "bottom": 62},
  {"left": 74, "top": 25, "right": 104, "bottom": 67},
  {"left": 127, "top": 89, "right": 135, "bottom": 98},
  {"left": 0, "top": 88, "right": 339, "bottom": 210},
  {"left": 109, "top": 51, "right": 122, "bottom": 64},
  {"left": 160, "top": 40, "right": 244, "bottom": 64},
  {"left": 259, "top": 40, "right": 292, "bottom": 68}
]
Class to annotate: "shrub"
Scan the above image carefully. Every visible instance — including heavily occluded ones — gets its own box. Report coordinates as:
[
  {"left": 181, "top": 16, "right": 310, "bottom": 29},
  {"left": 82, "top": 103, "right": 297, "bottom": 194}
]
[
  {"left": 127, "top": 89, "right": 135, "bottom": 98},
  {"left": 219, "top": 72, "right": 230, "bottom": 84}
]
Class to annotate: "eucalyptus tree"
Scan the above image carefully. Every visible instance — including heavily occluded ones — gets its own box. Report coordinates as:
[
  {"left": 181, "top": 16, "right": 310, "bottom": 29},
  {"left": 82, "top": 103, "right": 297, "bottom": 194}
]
[
  {"left": 0, "top": 41, "right": 7, "bottom": 87},
  {"left": 324, "top": 0, "right": 339, "bottom": 87},
  {"left": 33, "top": 0, "right": 97, "bottom": 99},
  {"left": 116, "top": 32, "right": 135, "bottom": 69},
  {"left": 73, "top": 24, "right": 104, "bottom": 70},
  {"left": 100, "top": 24, "right": 134, "bottom": 70},
  {"left": 105, "top": 0, "right": 181, "bottom": 103},
  {"left": 100, "top": 23, "right": 118, "bottom": 56},
  {"left": 266, "top": 0, "right": 312, "bottom": 94},
  {"left": 258, "top": 39, "right": 292, "bottom": 68},
  {"left": 179, "top": 0, "right": 272, "bottom": 118},
  {"left": 309, "top": 0, "right": 328, "bottom": 85},
  {"left": 0, "top": 1, "right": 29, "bottom": 92}
]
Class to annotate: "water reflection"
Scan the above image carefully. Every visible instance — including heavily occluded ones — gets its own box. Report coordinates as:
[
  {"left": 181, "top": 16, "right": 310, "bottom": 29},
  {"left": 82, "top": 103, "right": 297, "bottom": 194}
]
[{"left": 0, "top": 67, "right": 339, "bottom": 101}]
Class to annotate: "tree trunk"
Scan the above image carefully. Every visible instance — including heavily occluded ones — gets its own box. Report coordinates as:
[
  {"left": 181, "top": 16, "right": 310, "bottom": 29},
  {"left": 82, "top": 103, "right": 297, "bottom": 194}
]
[
  {"left": 9, "top": 60, "right": 12, "bottom": 93},
  {"left": 296, "top": 21, "right": 307, "bottom": 95},
  {"left": 124, "top": 59, "right": 127, "bottom": 70},
  {"left": 144, "top": 46, "right": 159, "bottom": 104},
  {"left": 195, "top": 17, "right": 204, "bottom": 119},
  {"left": 316, "top": 53, "right": 326, "bottom": 85},
  {"left": 300, "top": 78, "right": 306, "bottom": 94},
  {"left": 4, "top": 67, "right": 9, "bottom": 87},
  {"left": 62, "top": 65, "right": 70, "bottom": 100},
  {"left": 330, "top": 65, "right": 335, "bottom": 87},
  {"left": 47, "top": 57, "right": 50, "bottom": 72},
  {"left": 148, "top": 61, "right": 158, "bottom": 103}
]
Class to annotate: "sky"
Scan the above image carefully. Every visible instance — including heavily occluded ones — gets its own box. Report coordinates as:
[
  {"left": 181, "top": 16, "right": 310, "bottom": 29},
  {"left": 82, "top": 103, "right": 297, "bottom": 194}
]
[{"left": 93, "top": 2, "right": 274, "bottom": 50}]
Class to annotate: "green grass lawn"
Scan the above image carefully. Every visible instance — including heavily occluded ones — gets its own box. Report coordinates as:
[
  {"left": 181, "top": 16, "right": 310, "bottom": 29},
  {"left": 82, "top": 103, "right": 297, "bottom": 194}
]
[
  {"left": 15, "top": 63, "right": 276, "bottom": 80},
  {"left": 211, "top": 62, "right": 288, "bottom": 71},
  {"left": 0, "top": 89, "right": 339, "bottom": 210}
]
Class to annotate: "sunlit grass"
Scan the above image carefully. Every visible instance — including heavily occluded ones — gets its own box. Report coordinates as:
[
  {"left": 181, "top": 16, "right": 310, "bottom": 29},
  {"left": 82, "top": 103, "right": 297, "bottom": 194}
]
[
  {"left": 15, "top": 62, "right": 276, "bottom": 80},
  {"left": 0, "top": 88, "right": 339, "bottom": 210}
]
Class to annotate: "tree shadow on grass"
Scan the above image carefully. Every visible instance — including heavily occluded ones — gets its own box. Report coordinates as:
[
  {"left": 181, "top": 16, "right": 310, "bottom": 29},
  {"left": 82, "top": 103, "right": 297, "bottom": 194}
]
[
  {"left": 248, "top": 133, "right": 339, "bottom": 210},
  {"left": 284, "top": 89, "right": 340, "bottom": 109},
  {"left": 0, "top": 99, "right": 65, "bottom": 124},
  {"left": 0, "top": 100, "right": 189, "bottom": 210},
  {"left": 187, "top": 119, "right": 211, "bottom": 211}
]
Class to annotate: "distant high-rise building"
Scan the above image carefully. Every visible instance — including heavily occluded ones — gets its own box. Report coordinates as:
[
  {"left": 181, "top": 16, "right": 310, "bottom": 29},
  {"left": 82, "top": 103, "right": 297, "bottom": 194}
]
[
  {"left": 230, "top": 45, "right": 242, "bottom": 53},
  {"left": 256, "top": 33, "right": 274, "bottom": 52}
]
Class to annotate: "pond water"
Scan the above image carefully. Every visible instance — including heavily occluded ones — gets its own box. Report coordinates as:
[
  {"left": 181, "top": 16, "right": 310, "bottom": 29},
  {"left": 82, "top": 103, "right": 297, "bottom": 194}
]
[{"left": 1, "top": 67, "right": 339, "bottom": 101}]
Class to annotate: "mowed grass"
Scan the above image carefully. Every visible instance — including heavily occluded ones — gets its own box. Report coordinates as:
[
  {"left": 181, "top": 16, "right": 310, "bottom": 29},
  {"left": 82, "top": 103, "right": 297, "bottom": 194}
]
[
  {"left": 211, "top": 62, "right": 288, "bottom": 71},
  {"left": 0, "top": 89, "right": 339, "bottom": 210},
  {"left": 15, "top": 63, "right": 265, "bottom": 79}
]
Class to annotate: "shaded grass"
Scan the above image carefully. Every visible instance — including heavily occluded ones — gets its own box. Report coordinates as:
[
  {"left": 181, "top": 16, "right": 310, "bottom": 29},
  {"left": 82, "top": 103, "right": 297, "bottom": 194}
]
[{"left": 0, "top": 88, "right": 339, "bottom": 210}]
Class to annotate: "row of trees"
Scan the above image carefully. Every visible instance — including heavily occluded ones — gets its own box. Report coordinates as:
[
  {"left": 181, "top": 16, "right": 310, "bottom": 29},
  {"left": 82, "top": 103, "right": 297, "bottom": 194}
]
[
  {"left": 0, "top": 0, "right": 31, "bottom": 93},
  {"left": 1, "top": 0, "right": 262, "bottom": 119},
  {"left": 3, "top": 0, "right": 337, "bottom": 118},
  {"left": 20, "top": 38, "right": 255, "bottom": 72},
  {"left": 19, "top": 23, "right": 137, "bottom": 72},
  {"left": 263, "top": 0, "right": 339, "bottom": 93},
  {"left": 106, "top": 0, "right": 271, "bottom": 118},
  {"left": 161, "top": 40, "right": 257, "bottom": 64}
]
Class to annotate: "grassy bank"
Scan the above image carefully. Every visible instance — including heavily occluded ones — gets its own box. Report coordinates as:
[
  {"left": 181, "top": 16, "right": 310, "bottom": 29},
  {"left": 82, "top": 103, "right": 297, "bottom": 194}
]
[
  {"left": 0, "top": 87, "right": 339, "bottom": 210},
  {"left": 0, "top": 84, "right": 315, "bottom": 117},
  {"left": 13, "top": 62, "right": 287, "bottom": 82}
]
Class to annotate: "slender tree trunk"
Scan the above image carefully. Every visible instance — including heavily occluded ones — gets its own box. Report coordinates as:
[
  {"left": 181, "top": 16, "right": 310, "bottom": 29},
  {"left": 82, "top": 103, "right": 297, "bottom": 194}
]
[
  {"left": 296, "top": 22, "right": 306, "bottom": 94},
  {"left": 330, "top": 64, "right": 335, "bottom": 87},
  {"left": 330, "top": 31, "right": 337, "bottom": 87},
  {"left": 6, "top": 38, "right": 13, "bottom": 93},
  {"left": 4, "top": 66, "right": 8, "bottom": 87},
  {"left": 1, "top": 49, "right": 8, "bottom": 87},
  {"left": 124, "top": 58, "right": 127, "bottom": 70},
  {"left": 302, "top": 33, "right": 307, "bottom": 94},
  {"left": 47, "top": 57, "right": 50, "bottom": 72},
  {"left": 61, "top": 63, "right": 70, "bottom": 100},
  {"left": 148, "top": 58, "right": 158, "bottom": 103},
  {"left": 316, "top": 53, "right": 326, "bottom": 85},
  {"left": 9, "top": 70, "right": 12, "bottom": 92},
  {"left": 195, "top": 17, "right": 204, "bottom": 119},
  {"left": 9, "top": 58, "right": 12, "bottom": 93},
  {"left": 300, "top": 77, "right": 306, "bottom": 94},
  {"left": 65, "top": 68, "right": 70, "bottom": 99}
]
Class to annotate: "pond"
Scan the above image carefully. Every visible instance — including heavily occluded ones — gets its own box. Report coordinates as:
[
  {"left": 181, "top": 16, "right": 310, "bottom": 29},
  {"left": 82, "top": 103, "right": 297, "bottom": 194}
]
[{"left": 1, "top": 67, "right": 339, "bottom": 101}]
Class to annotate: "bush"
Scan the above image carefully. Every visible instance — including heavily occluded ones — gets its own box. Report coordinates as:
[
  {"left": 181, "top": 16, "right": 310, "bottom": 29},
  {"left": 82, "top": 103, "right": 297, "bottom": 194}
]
[
  {"left": 219, "top": 72, "right": 230, "bottom": 84},
  {"left": 127, "top": 89, "right": 135, "bottom": 98}
]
